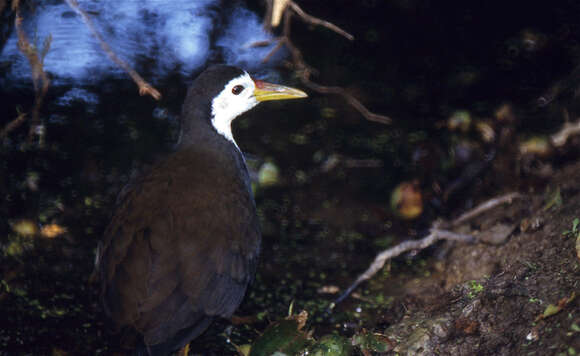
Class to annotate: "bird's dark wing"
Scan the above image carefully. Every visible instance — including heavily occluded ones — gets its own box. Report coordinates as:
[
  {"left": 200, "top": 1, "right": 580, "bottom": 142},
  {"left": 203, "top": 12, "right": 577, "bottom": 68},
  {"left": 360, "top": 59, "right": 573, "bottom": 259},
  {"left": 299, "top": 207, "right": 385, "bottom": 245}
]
[{"left": 97, "top": 148, "right": 260, "bottom": 349}]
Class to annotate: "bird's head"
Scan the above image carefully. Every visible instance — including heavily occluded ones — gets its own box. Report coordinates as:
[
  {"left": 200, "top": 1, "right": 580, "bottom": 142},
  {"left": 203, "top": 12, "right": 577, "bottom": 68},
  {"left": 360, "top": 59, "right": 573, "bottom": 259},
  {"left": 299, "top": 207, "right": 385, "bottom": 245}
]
[{"left": 184, "top": 65, "right": 307, "bottom": 146}]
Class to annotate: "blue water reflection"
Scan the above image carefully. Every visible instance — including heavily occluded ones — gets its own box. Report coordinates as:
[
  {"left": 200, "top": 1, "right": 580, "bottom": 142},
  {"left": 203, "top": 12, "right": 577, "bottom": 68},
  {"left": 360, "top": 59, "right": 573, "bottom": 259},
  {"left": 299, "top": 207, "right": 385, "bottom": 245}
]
[
  {"left": 217, "top": 6, "right": 286, "bottom": 70},
  {"left": 0, "top": 0, "right": 281, "bottom": 89}
]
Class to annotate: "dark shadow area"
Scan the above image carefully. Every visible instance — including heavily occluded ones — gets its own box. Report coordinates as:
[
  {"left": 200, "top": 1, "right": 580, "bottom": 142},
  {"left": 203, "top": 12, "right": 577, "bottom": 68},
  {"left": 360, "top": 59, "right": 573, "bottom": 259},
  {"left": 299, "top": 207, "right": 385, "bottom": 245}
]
[{"left": 1, "top": 0, "right": 579, "bottom": 355}]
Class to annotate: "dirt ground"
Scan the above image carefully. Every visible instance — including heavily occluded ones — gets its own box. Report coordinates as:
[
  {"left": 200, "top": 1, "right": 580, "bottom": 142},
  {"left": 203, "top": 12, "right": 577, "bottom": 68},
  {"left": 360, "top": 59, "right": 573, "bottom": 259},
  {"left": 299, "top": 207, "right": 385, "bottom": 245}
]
[{"left": 370, "top": 160, "right": 580, "bottom": 355}]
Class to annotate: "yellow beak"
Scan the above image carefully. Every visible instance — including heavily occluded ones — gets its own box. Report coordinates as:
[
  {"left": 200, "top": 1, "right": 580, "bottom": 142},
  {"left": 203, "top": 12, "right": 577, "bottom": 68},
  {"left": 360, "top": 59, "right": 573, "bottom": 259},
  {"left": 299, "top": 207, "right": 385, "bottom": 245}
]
[{"left": 253, "top": 80, "right": 308, "bottom": 102}]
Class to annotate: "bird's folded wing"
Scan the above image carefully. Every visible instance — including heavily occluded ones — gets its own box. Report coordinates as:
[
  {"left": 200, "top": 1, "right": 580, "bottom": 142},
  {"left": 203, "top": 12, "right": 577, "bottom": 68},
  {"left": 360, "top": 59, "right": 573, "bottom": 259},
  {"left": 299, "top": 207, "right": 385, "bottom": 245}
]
[{"left": 98, "top": 154, "right": 260, "bottom": 346}]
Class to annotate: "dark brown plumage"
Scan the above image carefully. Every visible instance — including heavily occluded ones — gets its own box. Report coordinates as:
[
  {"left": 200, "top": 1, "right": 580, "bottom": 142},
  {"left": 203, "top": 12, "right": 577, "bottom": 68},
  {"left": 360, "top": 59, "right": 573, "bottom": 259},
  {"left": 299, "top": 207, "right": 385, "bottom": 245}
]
[{"left": 96, "top": 65, "right": 306, "bottom": 355}]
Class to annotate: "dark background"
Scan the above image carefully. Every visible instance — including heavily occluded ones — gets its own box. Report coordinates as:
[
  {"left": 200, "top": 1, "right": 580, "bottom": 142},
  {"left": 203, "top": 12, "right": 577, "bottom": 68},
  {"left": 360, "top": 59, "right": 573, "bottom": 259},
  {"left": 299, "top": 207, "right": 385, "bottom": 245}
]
[{"left": 1, "top": 0, "right": 580, "bottom": 354}]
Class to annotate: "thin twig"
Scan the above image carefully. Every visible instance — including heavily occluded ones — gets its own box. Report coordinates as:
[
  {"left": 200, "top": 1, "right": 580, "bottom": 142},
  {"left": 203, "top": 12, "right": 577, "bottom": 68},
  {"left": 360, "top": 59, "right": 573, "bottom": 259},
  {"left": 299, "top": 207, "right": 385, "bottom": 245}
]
[
  {"left": 262, "top": 0, "right": 274, "bottom": 29},
  {"left": 448, "top": 192, "right": 524, "bottom": 228},
  {"left": 0, "top": 113, "right": 27, "bottom": 139},
  {"left": 261, "top": 37, "right": 285, "bottom": 64},
  {"left": 288, "top": 1, "right": 354, "bottom": 41},
  {"left": 331, "top": 192, "right": 525, "bottom": 307},
  {"left": 537, "top": 60, "right": 580, "bottom": 107},
  {"left": 13, "top": 8, "right": 50, "bottom": 144},
  {"left": 331, "top": 229, "right": 475, "bottom": 308},
  {"left": 303, "top": 80, "right": 392, "bottom": 124},
  {"left": 247, "top": 39, "right": 275, "bottom": 48},
  {"left": 260, "top": 3, "right": 390, "bottom": 125},
  {"left": 64, "top": 0, "right": 161, "bottom": 100},
  {"left": 551, "top": 118, "right": 580, "bottom": 147}
]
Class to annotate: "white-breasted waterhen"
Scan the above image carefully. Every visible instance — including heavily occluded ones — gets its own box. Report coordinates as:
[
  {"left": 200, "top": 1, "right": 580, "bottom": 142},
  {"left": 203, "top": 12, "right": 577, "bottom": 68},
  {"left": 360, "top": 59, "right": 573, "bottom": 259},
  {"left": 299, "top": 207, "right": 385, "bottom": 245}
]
[{"left": 96, "top": 65, "right": 307, "bottom": 355}]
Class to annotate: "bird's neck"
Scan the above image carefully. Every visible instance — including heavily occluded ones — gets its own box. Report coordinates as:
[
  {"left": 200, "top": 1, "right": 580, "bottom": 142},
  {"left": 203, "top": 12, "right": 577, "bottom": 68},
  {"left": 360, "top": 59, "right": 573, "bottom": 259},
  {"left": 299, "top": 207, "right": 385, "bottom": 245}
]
[
  {"left": 176, "top": 117, "right": 252, "bottom": 196},
  {"left": 179, "top": 92, "right": 238, "bottom": 144},
  {"left": 177, "top": 105, "right": 246, "bottom": 166}
]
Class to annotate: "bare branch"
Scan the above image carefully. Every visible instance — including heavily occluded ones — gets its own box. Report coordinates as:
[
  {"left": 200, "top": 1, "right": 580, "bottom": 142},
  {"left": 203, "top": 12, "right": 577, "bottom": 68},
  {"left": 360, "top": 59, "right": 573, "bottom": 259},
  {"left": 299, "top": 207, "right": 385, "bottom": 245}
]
[
  {"left": 260, "top": 8, "right": 391, "bottom": 125},
  {"left": 284, "top": 37, "right": 391, "bottom": 124},
  {"left": 448, "top": 192, "right": 524, "bottom": 228},
  {"left": 262, "top": 0, "right": 274, "bottom": 30},
  {"left": 261, "top": 37, "right": 285, "bottom": 64},
  {"left": 331, "top": 229, "right": 475, "bottom": 307},
  {"left": 64, "top": 0, "right": 161, "bottom": 100},
  {"left": 0, "top": 113, "right": 27, "bottom": 139},
  {"left": 14, "top": 8, "right": 50, "bottom": 143},
  {"left": 288, "top": 1, "right": 354, "bottom": 41},
  {"left": 537, "top": 60, "right": 580, "bottom": 107},
  {"left": 302, "top": 80, "right": 392, "bottom": 125},
  {"left": 551, "top": 118, "right": 580, "bottom": 147},
  {"left": 271, "top": 0, "right": 290, "bottom": 28},
  {"left": 247, "top": 39, "right": 275, "bottom": 48},
  {"left": 330, "top": 192, "right": 525, "bottom": 307}
]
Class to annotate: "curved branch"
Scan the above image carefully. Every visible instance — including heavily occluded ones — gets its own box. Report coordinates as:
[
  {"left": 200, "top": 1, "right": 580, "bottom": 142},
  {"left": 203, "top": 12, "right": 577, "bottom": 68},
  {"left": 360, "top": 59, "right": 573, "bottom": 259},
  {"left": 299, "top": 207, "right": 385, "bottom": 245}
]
[
  {"left": 331, "top": 192, "right": 524, "bottom": 307},
  {"left": 260, "top": 5, "right": 391, "bottom": 125},
  {"left": 331, "top": 229, "right": 475, "bottom": 307},
  {"left": 302, "top": 80, "right": 392, "bottom": 125},
  {"left": 13, "top": 8, "right": 50, "bottom": 143},
  {"left": 288, "top": 1, "right": 354, "bottom": 41},
  {"left": 64, "top": 0, "right": 161, "bottom": 100}
]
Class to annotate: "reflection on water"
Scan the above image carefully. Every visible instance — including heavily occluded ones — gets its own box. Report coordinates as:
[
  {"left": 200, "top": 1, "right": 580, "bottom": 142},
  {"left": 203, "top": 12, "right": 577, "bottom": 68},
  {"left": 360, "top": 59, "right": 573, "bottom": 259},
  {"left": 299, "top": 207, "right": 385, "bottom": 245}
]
[
  {"left": 217, "top": 6, "right": 287, "bottom": 71},
  {"left": 0, "top": 0, "right": 281, "bottom": 92}
]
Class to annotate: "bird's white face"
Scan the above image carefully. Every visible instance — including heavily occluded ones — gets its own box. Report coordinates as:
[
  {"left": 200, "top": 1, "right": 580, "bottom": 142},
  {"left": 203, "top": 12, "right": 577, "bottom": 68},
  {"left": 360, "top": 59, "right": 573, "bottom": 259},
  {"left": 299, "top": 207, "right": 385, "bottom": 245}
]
[{"left": 211, "top": 71, "right": 258, "bottom": 148}]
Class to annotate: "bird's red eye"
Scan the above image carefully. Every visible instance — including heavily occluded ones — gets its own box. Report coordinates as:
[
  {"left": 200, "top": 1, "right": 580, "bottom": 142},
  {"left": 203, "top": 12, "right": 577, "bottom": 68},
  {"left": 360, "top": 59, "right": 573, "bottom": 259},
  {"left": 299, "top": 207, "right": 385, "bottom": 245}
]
[{"left": 232, "top": 85, "right": 244, "bottom": 95}]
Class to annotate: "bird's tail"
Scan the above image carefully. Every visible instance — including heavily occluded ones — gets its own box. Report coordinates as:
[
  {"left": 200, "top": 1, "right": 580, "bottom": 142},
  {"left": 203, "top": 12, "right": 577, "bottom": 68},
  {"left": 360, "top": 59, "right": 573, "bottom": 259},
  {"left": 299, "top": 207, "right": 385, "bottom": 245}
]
[{"left": 134, "top": 317, "right": 213, "bottom": 356}]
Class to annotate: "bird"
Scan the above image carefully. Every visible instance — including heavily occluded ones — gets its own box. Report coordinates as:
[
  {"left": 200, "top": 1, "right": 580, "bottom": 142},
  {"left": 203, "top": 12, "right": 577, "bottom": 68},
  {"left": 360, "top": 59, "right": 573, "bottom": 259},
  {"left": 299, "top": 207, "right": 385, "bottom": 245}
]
[{"left": 95, "top": 65, "right": 307, "bottom": 355}]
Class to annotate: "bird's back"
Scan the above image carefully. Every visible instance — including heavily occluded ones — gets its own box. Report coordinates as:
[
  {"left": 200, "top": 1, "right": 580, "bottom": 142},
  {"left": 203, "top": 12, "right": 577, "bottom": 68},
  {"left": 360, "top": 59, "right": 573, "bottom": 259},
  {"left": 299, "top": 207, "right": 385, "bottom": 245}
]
[{"left": 98, "top": 142, "right": 261, "bottom": 355}]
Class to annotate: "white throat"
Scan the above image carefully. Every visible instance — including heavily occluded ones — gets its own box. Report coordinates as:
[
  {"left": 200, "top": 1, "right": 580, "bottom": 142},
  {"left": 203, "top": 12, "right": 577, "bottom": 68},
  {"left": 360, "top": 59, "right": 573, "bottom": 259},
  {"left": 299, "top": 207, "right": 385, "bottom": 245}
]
[{"left": 211, "top": 72, "right": 258, "bottom": 149}]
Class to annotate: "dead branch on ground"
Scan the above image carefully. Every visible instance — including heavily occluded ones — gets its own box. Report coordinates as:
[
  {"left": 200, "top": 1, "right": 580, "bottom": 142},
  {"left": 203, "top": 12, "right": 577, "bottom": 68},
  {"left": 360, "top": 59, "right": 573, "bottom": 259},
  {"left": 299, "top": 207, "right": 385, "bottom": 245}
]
[
  {"left": 443, "top": 192, "right": 523, "bottom": 228},
  {"left": 551, "top": 117, "right": 580, "bottom": 147},
  {"left": 331, "top": 192, "right": 525, "bottom": 307}
]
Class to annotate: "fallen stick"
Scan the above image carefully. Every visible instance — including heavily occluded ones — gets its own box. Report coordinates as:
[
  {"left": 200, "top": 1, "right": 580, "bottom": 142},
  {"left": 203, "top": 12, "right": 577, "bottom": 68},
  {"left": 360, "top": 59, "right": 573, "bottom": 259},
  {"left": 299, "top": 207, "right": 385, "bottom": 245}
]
[{"left": 331, "top": 192, "right": 525, "bottom": 308}]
